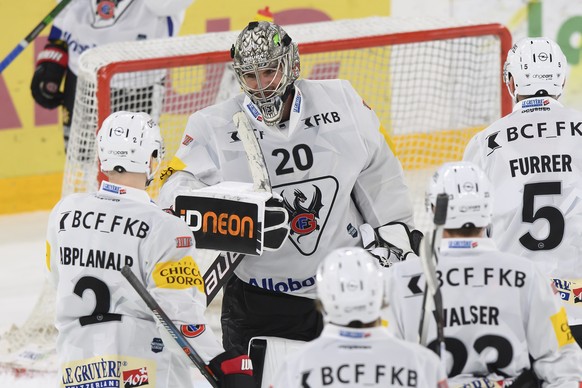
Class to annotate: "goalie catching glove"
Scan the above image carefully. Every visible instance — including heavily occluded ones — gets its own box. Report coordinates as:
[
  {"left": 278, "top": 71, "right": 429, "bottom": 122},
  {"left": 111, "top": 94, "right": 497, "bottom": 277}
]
[
  {"left": 30, "top": 39, "right": 68, "bottom": 109},
  {"left": 209, "top": 350, "right": 254, "bottom": 388},
  {"left": 360, "top": 222, "right": 423, "bottom": 267}
]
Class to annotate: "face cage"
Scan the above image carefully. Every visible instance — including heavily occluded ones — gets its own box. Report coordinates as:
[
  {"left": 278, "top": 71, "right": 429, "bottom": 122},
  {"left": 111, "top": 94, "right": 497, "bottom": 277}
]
[{"left": 234, "top": 53, "right": 292, "bottom": 125}]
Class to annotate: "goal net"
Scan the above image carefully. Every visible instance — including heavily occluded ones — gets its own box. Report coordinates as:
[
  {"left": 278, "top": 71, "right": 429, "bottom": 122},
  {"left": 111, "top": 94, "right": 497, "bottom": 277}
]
[{"left": 0, "top": 16, "right": 511, "bottom": 374}]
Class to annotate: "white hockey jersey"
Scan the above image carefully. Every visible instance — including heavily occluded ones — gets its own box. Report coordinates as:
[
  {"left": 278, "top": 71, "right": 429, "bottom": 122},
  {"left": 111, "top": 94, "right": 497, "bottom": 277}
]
[
  {"left": 158, "top": 79, "right": 414, "bottom": 298},
  {"left": 49, "top": 0, "right": 192, "bottom": 76},
  {"left": 271, "top": 324, "right": 448, "bottom": 388},
  {"left": 463, "top": 97, "right": 582, "bottom": 325},
  {"left": 385, "top": 238, "right": 582, "bottom": 387},
  {"left": 46, "top": 181, "right": 223, "bottom": 387}
]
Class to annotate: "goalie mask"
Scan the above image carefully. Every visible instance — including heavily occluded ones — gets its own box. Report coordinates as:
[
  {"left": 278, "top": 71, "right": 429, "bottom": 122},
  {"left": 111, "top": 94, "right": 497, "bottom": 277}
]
[
  {"left": 426, "top": 162, "right": 492, "bottom": 229},
  {"left": 98, "top": 111, "right": 164, "bottom": 184},
  {"left": 316, "top": 247, "right": 386, "bottom": 326},
  {"left": 231, "top": 21, "right": 300, "bottom": 126},
  {"left": 504, "top": 37, "right": 567, "bottom": 102}
]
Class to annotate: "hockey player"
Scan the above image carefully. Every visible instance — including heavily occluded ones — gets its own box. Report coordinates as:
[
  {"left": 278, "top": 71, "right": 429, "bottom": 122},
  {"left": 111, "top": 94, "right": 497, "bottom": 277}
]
[
  {"left": 30, "top": 0, "right": 193, "bottom": 150},
  {"left": 46, "top": 111, "right": 254, "bottom": 388},
  {"left": 158, "top": 20, "right": 420, "bottom": 355},
  {"left": 463, "top": 37, "right": 582, "bottom": 346},
  {"left": 271, "top": 246, "right": 449, "bottom": 388},
  {"left": 385, "top": 161, "right": 582, "bottom": 386}
]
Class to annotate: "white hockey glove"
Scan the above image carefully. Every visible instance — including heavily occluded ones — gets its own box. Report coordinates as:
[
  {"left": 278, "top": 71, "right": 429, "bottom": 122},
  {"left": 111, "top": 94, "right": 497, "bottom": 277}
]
[
  {"left": 360, "top": 222, "right": 423, "bottom": 268},
  {"left": 263, "top": 192, "right": 290, "bottom": 251}
]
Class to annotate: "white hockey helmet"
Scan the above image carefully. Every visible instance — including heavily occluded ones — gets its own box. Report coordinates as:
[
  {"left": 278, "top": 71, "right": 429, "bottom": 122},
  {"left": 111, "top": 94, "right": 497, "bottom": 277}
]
[
  {"left": 504, "top": 37, "right": 567, "bottom": 102},
  {"left": 98, "top": 111, "right": 164, "bottom": 183},
  {"left": 316, "top": 247, "right": 385, "bottom": 326},
  {"left": 426, "top": 161, "right": 492, "bottom": 229},
  {"left": 231, "top": 21, "right": 300, "bottom": 126}
]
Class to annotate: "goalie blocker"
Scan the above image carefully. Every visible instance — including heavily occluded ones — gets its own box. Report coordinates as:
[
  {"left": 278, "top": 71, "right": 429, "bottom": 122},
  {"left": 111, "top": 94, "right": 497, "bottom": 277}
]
[{"left": 175, "top": 181, "right": 289, "bottom": 255}]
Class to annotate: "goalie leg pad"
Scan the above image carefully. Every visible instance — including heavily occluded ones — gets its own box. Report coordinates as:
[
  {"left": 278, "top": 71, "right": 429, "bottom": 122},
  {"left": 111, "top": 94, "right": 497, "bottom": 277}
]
[{"left": 249, "top": 336, "right": 306, "bottom": 388}]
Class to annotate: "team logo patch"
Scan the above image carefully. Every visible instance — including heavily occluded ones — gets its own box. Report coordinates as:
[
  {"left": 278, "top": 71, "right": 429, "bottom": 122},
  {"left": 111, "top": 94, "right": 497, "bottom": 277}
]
[
  {"left": 175, "top": 236, "right": 193, "bottom": 248},
  {"left": 180, "top": 324, "right": 206, "bottom": 338},
  {"left": 151, "top": 337, "right": 164, "bottom": 353},
  {"left": 96, "top": 1, "right": 116, "bottom": 19},
  {"left": 182, "top": 135, "right": 194, "bottom": 146},
  {"left": 277, "top": 176, "right": 338, "bottom": 256},
  {"left": 152, "top": 256, "right": 204, "bottom": 293},
  {"left": 123, "top": 367, "right": 149, "bottom": 387}
]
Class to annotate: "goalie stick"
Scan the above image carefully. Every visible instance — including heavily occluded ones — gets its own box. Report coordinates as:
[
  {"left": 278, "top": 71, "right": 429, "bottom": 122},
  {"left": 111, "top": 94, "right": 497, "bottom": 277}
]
[
  {"left": 418, "top": 193, "right": 447, "bottom": 361},
  {"left": 0, "top": 0, "right": 73, "bottom": 73},
  {"left": 121, "top": 265, "right": 220, "bottom": 388},
  {"left": 201, "top": 111, "right": 272, "bottom": 306}
]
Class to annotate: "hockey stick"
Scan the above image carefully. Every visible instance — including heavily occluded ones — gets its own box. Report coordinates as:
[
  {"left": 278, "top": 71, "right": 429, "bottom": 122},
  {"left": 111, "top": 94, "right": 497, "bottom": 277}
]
[
  {"left": 121, "top": 266, "right": 220, "bottom": 388},
  {"left": 418, "top": 193, "right": 448, "bottom": 360},
  {"left": 0, "top": 0, "right": 73, "bottom": 73},
  {"left": 201, "top": 111, "right": 272, "bottom": 306}
]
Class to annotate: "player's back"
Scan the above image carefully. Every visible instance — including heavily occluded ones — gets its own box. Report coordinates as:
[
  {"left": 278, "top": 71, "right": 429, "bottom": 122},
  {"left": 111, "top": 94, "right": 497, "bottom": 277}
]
[
  {"left": 463, "top": 97, "right": 582, "bottom": 280},
  {"left": 46, "top": 183, "right": 196, "bottom": 374},
  {"left": 273, "top": 324, "right": 446, "bottom": 387},
  {"left": 386, "top": 238, "right": 582, "bottom": 386}
]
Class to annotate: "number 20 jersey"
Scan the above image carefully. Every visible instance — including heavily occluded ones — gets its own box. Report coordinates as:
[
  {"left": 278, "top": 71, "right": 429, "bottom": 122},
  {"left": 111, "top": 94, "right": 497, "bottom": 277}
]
[
  {"left": 463, "top": 97, "right": 582, "bottom": 324},
  {"left": 158, "top": 79, "right": 415, "bottom": 298}
]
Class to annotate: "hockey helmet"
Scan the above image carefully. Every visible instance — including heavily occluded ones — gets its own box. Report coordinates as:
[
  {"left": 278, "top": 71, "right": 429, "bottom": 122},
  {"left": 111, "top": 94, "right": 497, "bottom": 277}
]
[
  {"left": 231, "top": 21, "right": 300, "bottom": 126},
  {"left": 316, "top": 247, "right": 386, "bottom": 326},
  {"left": 504, "top": 37, "right": 567, "bottom": 102},
  {"left": 98, "top": 111, "right": 164, "bottom": 183},
  {"left": 426, "top": 161, "right": 492, "bottom": 229}
]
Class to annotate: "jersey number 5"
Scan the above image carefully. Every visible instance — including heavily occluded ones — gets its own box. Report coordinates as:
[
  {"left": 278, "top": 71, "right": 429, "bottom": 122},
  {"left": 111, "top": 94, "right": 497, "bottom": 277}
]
[
  {"left": 519, "top": 182, "right": 565, "bottom": 251},
  {"left": 74, "top": 276, "right": 122, "bottom": 326}
]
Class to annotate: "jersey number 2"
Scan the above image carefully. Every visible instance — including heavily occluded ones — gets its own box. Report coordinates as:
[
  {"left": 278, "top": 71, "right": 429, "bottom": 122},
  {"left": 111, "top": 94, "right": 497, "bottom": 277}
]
[
  {"left": 74, "top": 276, "right": 122, "bottom": 326},
  {"left": 519, "top": 182, "right": 565, "bottom": 251}
]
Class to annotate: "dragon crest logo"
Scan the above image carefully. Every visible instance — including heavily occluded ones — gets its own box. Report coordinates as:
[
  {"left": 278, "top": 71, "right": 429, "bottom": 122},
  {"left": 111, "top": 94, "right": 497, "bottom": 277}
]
[{"left": 276, "top": 177, "right": 338, "bottom": 255}]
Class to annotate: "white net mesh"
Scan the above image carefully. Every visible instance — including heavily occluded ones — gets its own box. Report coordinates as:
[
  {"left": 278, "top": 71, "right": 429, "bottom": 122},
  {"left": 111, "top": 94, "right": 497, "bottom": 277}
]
[{"left": 0, "top": 16, "right": 511, "bottom": 374}]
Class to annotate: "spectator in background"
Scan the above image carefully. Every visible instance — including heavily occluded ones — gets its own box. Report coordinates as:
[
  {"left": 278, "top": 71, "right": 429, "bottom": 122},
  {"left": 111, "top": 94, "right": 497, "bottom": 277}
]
[{"left": 30, "top": 0, "right": 194, "bottom": 151}]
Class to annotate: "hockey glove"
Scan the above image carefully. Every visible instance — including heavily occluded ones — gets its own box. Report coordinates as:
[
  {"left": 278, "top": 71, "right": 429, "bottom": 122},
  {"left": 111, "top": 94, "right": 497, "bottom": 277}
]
[
  {"left": 31, "top": 40, "right": 68, "bottom": 109},
  {"left": 209, "top": 350, "right": 254, "bottom": 388},
  {"left": 263, "top": 192, "right": 290, "bottom": 251},
  {"left": 360, "top": 222, "right": 423, "bottom": 267}
]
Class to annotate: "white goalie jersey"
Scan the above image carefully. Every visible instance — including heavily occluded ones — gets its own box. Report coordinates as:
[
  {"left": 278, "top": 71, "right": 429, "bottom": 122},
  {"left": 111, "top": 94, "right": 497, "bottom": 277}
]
[
  {"left": 272, "top": 324, "right": 448, "bottom": 388},
  {"left": 463, "top": 97, "right": 582, "bottom": 325},
  {"left": 46, "top": 182, "right": 223, "bottom": 387},
  {"left": 385, "top": 238, "right": 582, "bottom": 386},
  {"left": 158, "top": 78, "right": 414, "bottom": 298}
]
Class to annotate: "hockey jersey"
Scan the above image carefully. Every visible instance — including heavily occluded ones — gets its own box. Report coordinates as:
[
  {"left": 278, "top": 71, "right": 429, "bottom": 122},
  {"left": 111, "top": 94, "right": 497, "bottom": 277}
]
[
  {"left": 48, "top": 0, "right": 192, "bottom": 76},
  {"left": 158, "top": 78, "right": 415, "bottom": 298},
  {"left": 385, "top": 238, "right": 582, "bottom": 386},
  {"left": 271, "top": 324, "right": 448, "bottom": 387},
  {"left": 463, "top": 97, "right": 582, "bottom": 325},
  {"left": 46, "top": 181, "right": 223, "bottom": 387}
]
